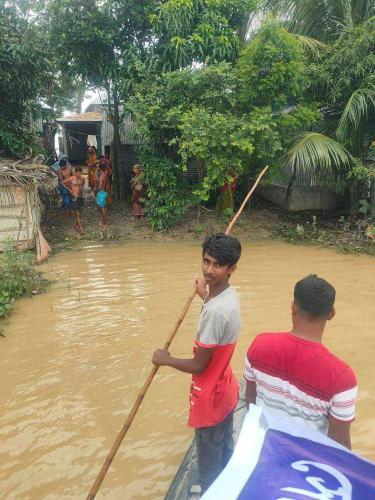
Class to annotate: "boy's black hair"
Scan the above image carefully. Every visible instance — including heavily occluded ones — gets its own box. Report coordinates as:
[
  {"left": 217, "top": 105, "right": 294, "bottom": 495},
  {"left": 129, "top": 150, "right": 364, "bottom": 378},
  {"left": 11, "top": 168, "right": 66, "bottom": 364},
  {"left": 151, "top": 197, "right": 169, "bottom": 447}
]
[
  {"left": 294, "top": 274, "right": 335, "bottom": 318},
  {"left": 59, "top": 158, "right": 67, "bottom": 167},
  {"left": 75, "top": 166, "right": 83, "bottom": 173},
  {"left": 202, "top": 233, "right": 241, "bottom": 266}
]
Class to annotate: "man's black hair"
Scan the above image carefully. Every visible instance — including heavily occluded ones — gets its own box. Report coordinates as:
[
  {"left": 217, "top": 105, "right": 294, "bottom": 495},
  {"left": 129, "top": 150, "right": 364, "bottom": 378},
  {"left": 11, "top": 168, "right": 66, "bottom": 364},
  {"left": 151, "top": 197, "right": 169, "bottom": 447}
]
[
  {"left": 202, "top": 233, "right": 241, "bottom": 266},
  {"left": 59, "top": 158, "right": 67, "bottom": 167},
  {"left": 294, "top": 274, "right": 335, "bottom": 318},
  {"left": 75, "top": 166, "right": 83, "bottom": 173}
]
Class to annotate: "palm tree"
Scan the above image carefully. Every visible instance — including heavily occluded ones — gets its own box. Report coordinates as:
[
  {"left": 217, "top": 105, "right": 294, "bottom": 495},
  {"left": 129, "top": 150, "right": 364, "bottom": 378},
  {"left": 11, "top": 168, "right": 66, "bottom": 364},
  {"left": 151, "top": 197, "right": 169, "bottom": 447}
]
[
  {"left": 261, "top": 0, "right": 375, "bottom": 41},
  {"left": 259, "top": 2, "right": 375, "bottom": 214}
]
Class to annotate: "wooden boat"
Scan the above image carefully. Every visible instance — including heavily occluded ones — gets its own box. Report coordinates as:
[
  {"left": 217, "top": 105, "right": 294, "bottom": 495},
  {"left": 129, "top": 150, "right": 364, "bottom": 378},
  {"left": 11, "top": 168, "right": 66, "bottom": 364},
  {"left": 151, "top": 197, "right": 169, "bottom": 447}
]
[{"left": 165, "top": 381, "right": 247, "bottom": 500}]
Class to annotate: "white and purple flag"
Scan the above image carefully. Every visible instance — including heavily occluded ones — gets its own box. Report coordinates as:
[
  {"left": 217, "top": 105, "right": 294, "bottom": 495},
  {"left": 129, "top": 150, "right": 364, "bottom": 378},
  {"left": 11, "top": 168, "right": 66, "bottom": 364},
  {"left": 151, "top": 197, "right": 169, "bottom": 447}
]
[{"left": 202, "top": 405, "right": 375, "bottom": 500}]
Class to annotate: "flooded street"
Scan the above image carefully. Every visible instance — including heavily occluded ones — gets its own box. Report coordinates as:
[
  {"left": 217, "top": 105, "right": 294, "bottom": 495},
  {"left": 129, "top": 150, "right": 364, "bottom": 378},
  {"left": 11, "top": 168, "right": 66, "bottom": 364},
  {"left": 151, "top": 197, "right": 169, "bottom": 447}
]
[{"left": 0, "top": 240, "right": 374, "bottom": 499}]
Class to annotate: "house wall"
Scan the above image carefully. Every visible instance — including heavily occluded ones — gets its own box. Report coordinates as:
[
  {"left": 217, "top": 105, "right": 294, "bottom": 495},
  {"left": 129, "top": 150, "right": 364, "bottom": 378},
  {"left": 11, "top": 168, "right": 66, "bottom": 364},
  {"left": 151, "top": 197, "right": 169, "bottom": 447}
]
[
  {"left": 119, "top": 144, "right": 139, "bottom": 191},
  {"left": 257, "top": 165, "right": 341, "bottom": 211},
  {"left": 0, "top": 183, "right": 40, "bottom": 250},
  {"left": 257, "top": 183, "right": 339, "bottom": 211}
]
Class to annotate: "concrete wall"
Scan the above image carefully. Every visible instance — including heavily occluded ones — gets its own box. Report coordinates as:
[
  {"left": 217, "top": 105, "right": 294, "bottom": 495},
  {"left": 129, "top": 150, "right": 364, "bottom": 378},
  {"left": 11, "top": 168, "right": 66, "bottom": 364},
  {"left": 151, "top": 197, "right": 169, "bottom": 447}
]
[{"left": 257, "top": 183, "right": 339, "bottom": 211}]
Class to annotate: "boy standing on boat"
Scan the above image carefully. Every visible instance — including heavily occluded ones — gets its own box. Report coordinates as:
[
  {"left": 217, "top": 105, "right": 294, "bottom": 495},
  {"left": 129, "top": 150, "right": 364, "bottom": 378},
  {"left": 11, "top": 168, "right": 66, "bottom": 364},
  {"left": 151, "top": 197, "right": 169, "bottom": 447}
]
[
  {"left": 152, "top": 233, "right": 242, "bottom": 494},
  {"left": 244, "top": 274, "right": 357, "bottom": 449}
]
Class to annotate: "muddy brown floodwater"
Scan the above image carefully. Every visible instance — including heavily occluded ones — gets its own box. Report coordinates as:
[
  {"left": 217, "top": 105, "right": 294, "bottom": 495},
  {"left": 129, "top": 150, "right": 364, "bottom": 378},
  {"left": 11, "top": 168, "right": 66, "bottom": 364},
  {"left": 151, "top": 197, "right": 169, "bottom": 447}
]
[{"left": 0, "top": 241, "right": 374, "bottom": 499}]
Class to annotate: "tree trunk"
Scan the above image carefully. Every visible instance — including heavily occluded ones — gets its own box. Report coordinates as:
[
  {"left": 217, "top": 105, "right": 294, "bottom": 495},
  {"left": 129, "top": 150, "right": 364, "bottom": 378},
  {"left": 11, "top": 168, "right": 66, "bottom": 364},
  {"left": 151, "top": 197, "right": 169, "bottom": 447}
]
[
  {"left": 76, "top": 88, "right": 85, "bottom": 114},
  {"left": 342, "top": 3, "right": 354, "bottom": 30},
  {"left": 237, "top": 10, "right": 253, "bottom": 41},
  {"left": 196, "top": 159, "right": 203, "bottom": 223},
  {"left": 112, "top": 85, "right": 125, "bottom": 200},
  {"left": 285, "top": 166, "right": 296, "bottom": 211},
  {"left": 349, "top": 180, "right": 359, "bottom": 215}
]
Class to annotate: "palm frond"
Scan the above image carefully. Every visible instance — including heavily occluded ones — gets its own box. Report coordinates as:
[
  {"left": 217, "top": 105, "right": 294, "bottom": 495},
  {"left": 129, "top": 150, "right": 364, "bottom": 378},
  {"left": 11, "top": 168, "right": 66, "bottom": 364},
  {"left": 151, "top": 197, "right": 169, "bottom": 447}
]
[
  {"left": 337, "top": 85, "right": 375, "bottom": 141},
  {"left": 261, "top": 0, "right": 338, "bottom": 39},
  {"left": 261, "top": 0, "right": 374, "bottom": 39},
  {"left": 283, "top": 132, "right": 354, "bottom": 191},
  {"left": 354, "top": 3, "right": 375, "bottom": 24},
  {"left": 292, "top": 33, "right": 329, "bottom": 56}
]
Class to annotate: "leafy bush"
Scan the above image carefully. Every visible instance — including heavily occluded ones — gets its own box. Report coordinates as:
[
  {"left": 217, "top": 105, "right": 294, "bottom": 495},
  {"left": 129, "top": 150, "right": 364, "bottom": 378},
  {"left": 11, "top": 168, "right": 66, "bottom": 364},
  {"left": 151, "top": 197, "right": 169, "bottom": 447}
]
[
  {"left": 273, "top": 218, "right": 329, "bottom": 244},
  {"left": 0, "top": 242, "right": 48, "bottom": 318},
  {"left": 139, "top": 150, "right": 190, "bottom": 230},
  {"left": 0, "top": 117, "right": 45, "bottom": 158}
]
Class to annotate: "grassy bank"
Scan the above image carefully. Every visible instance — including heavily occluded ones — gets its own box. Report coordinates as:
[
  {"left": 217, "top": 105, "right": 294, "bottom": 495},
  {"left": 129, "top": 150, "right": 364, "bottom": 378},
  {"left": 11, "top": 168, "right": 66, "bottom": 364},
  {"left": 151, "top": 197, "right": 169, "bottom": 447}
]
[
  {"left": 273, "top": 214, "right": 375, "bottom": 256},
  {"left": 0, "top": 243, "right": 48, "bottom": 322}
]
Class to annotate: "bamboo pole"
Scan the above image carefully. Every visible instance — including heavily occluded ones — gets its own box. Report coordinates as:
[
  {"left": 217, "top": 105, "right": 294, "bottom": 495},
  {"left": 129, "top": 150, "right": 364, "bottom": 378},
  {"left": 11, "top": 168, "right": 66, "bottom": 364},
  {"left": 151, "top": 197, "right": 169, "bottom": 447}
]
[
  {"left": 86, "top": 165, "right": 269, "bottom": 500},
  {"left": 225, "top": 166, "right": 269, "bottom": 235}
]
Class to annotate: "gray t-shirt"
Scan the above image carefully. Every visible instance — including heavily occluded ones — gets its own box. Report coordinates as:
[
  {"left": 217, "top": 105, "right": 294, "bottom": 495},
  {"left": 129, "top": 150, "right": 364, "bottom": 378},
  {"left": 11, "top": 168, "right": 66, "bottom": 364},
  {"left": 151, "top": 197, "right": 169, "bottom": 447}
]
[{"left": 196, "top": 286, "right": 241, "bottom": 347}]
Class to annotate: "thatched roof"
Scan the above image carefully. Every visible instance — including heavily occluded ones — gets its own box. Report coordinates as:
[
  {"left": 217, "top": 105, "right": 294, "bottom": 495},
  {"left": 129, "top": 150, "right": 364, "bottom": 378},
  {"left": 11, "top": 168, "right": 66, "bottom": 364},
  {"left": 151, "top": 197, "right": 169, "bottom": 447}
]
[{"left": 0, "top": 158, "right": 56, "bottom": 205}]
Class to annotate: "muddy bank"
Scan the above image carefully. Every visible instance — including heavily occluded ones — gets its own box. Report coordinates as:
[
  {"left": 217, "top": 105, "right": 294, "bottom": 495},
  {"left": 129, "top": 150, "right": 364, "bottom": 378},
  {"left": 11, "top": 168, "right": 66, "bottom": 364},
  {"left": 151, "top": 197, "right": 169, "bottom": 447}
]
[
  {"left": 41, "top": 194, "right": 375, "bottom": 255},
  {"left": 41, "top": 195, "right": 277, "bottom": 245}
]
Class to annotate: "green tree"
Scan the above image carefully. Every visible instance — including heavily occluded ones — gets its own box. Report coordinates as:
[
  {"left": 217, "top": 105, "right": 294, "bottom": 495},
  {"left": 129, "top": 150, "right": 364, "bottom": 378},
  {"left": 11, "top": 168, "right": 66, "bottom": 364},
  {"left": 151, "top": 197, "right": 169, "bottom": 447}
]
[
  {"left": 261, "top": 0, "right": 375, "bottom": 42},
  {"left": 46, "top": 0, "right": 159, "bottom": 199},
  {"left": 280, "top": 18, "right": 375, "bottom": 212},
  {"left": 128, "top": 63, "right": 238, "bottom": 145},
  {"left": 235, "top": 18, "right": 321, "bottom": 171},
  {"left": 129, "top": 16, "right": 322, "bottom": 227},
  {"left": 129, "top": 63, "right": 245, "bottom": 225},
  {"left": 237, "top": 18, "right": 307, "bottom": 110},
  {"left": 0, "top": 1, "right": 43, "bottom": 155},
  {"left": 0, "top": 1, "right": 90, "bottom": 157},
  {"left": 46, "top": 0, "right": 258, "bottom": 200},
  {"left": 151, "top": 0, "right": 258, "bottom": 70}
]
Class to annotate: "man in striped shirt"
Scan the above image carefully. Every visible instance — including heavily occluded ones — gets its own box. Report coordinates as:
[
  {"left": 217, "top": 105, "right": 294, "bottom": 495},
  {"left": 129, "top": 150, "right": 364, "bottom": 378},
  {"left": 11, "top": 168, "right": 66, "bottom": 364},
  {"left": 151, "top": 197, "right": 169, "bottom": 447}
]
[{"left": 244, "top": 274, "right": 357, "bottom": 449}]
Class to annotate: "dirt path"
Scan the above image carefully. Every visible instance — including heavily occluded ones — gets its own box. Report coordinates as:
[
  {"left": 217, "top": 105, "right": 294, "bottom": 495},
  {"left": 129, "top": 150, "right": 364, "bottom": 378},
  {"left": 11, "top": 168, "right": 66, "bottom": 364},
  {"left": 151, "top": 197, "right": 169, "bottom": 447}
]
[
  {"left": 41, "top": 191, "right": 375, "bottom": 256},
  {"left": 41, "top": 193, "right": 278, "bottom": 245}
]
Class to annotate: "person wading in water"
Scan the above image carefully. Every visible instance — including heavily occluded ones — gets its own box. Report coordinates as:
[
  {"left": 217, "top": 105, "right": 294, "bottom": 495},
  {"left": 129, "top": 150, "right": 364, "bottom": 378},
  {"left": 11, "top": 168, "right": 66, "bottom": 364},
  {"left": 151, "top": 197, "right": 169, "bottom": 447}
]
[{"left": 152, "top": 233, "right": 242, "bottom": 494}]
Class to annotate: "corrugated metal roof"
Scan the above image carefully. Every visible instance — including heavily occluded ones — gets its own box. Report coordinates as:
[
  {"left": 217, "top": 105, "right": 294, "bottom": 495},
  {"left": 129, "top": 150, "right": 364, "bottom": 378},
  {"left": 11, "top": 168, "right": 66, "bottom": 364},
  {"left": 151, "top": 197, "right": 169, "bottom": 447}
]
[{"left": 57, "top": 112, "right": 103, "bottom": 122}]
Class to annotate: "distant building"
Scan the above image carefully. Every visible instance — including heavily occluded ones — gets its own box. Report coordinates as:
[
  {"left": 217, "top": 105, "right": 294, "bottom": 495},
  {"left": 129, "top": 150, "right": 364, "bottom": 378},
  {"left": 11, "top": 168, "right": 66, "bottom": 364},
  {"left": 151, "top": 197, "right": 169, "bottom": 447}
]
[{"left": 34, "top": 102, "right": 56, "bottom": 158}]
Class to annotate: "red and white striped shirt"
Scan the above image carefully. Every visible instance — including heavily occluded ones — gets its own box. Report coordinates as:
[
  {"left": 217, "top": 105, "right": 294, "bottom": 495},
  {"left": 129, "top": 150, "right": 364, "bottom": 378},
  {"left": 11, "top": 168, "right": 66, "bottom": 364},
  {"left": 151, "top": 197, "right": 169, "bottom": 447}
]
[{"left": 244, "top": 332, "right": 357, "bottom": 435}]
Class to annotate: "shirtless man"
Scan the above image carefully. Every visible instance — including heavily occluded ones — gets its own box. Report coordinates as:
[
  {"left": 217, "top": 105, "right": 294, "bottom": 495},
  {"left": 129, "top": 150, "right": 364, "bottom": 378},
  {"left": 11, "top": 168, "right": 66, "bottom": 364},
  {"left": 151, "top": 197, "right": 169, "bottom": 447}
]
[
  {"left": 95, "top": 161, "right": 110, "bottom": 239},
  {"left": 57, "top": 159, "right": 73, "bottom": 214},
  {"left": 63, "top": 166, "right": 85, "bottom": 235}
]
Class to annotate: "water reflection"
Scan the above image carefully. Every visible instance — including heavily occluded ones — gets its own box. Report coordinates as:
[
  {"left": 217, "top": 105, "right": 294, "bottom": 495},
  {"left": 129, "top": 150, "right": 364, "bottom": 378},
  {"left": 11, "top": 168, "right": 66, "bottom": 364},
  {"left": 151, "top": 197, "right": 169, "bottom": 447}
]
[{"left": 0, "top": 241, "right": 374, "bottom": 499}]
